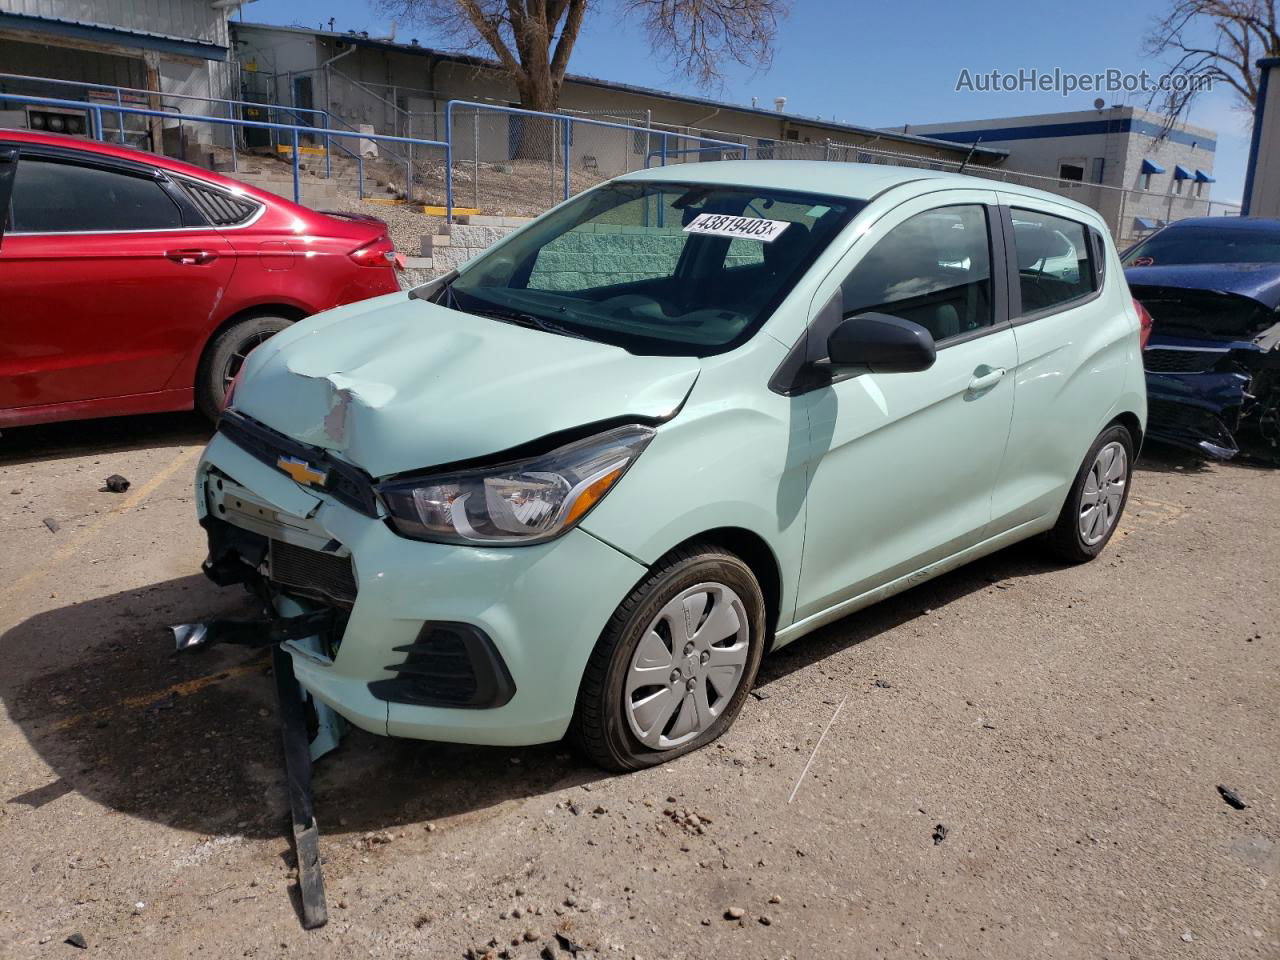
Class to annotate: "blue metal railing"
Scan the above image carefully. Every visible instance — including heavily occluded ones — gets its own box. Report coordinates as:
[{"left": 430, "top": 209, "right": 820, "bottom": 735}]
[
  {"left": 0, "top": 92, "right": 448, "bottom": 206},
  {"left": 0, "top": 72, "right": 343, "bottom": 175},
  {"left": 0, "top": 72, "right": 422, "bottom": 191},
  {"left": 2, "top": 88, "right": 753, "bottom": 221},
  {"left": 442, "top": 100, "right": 748, "bottom": 222}
]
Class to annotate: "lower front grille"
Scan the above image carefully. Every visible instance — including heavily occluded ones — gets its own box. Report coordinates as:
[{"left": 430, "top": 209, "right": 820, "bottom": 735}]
[
  {"left": 268, "top": 539, "right": 358, "bottom": 607},
  {"left": 369, "top": 622, "right": 515, "bottom": 709},
  {"left": 1143, "top": 348, "right": 1226, "bottom": 373}
]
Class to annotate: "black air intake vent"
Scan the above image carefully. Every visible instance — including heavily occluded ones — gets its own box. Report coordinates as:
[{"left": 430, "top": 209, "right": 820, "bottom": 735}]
[{"left": 369, "top": 623, "right": 515, "bottom": 709}]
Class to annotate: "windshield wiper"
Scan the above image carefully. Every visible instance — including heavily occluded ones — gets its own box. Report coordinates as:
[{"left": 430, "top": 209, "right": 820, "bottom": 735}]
[
  {"left": 407, "top": 269, "right": 459, "bottom": 305},
  {"left": 471, "top": 306, "right": 592, "bottom": 341}
]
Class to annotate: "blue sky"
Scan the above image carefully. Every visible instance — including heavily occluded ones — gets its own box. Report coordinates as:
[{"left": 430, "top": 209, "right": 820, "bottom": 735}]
[{"left": 239, "top": 0, "right": 1254, "bottom": 202}]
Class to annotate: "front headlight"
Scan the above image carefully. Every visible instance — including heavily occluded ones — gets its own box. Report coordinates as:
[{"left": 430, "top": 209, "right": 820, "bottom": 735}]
[{"left": 377, "top": 424, "right": 655, "bottom": 545}]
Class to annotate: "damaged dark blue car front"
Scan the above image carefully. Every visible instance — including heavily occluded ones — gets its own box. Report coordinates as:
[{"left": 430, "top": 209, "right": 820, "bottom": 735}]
[{"left": 1126, "top": 263, "right": 1280, "bottom": 462}]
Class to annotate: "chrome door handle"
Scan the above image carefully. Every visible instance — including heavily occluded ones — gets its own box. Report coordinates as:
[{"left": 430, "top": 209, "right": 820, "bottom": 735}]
[
  {"left": 967, "top": 366, "right": 1007, "bottom": 393},
  {"left": 166, "top": 249, "right": 216, "bottom": 265}
]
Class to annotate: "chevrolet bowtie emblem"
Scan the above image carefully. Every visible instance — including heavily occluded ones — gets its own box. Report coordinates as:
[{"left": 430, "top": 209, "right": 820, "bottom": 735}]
[{"left": 277, "top": 456, "right": 328, "bottom": 487}]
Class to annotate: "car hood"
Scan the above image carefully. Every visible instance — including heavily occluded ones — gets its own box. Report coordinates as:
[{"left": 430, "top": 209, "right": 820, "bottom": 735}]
[
  {"left": 1125, "top": 263, "right": 1280, "bottom": 306},
  {"left": 230, "top": 294, "right": 701, "bottom": 478},
  {"left": 1127, "top": 264, "right": 1280, "bottom": 341}
]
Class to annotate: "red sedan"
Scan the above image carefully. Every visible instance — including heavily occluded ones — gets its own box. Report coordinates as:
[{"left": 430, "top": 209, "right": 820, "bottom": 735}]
[{"left": 0, "top": 129, "right": 402, "bottom": 428}]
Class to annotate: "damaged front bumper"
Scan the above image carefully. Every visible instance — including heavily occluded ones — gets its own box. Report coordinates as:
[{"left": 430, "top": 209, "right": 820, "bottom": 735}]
[
  {"left": 1142, "top": 338, "right": 1280, "bottom": 463},
  {"left": 192, "top": 428, "right": 647, "bottom": 746}
]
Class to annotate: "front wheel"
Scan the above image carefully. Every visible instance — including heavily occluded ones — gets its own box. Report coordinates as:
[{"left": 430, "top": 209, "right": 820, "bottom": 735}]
[
  {"left": 1045, "top": 424, "right": 1135, "bottom": 563},
  {"left": 569, "top": 544, "right": 766, "bottom": 772}
]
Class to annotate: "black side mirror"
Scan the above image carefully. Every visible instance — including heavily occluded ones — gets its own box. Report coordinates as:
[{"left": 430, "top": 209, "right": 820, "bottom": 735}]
[{"left": 826, "top": 313, "right": 937, "bottom": 374}]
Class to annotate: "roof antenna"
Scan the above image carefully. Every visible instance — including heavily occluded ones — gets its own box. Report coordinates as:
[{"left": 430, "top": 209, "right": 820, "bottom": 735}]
[{"left": 957, "top": 135, "right": 982, "bottom": 175}]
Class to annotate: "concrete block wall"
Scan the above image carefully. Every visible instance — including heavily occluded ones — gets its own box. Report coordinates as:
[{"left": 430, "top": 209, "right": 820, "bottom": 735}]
[{"left": 420, "top": 216, "right": 765, "bottom": 282}]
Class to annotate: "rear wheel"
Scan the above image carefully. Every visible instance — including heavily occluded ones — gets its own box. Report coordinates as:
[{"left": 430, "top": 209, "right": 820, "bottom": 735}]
[
  {"left": 196, "top": 315, "right": 292, "bottom": 420},
  {"left": 1045, "top": 425, "right": 1135, "bottom": 563},
  {"left": 570, "top": 544, "right": 766, "bottom": 772}
]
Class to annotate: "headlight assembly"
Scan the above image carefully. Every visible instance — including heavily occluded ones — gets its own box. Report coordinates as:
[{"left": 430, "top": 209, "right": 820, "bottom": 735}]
[{"left": 377, "top": 424, "right": 655, "bottom": 545}]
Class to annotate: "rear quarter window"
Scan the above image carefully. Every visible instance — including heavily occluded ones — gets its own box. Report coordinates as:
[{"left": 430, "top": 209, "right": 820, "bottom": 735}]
[{"left": 1010, "top": 208, "right": 1098, "bottom": 315}]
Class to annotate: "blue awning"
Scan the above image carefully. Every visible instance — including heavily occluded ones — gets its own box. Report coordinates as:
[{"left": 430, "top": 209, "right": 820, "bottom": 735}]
[
  {"left": 1195, "top": 169, "right": 1216, "bottom": 183},
  {"left": 1135, "top": 217, "right": 1158, "bottom": 230},
  {"left": 1173, "top": 164, "right": 1193, "bottom": 180},
  {"left": 1141, "top": 158, "right": 1166, "bottom": 175}
]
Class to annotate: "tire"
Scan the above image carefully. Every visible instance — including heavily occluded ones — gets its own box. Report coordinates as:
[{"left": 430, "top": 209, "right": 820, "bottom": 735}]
[
  {"left": 196, "top": 315, "right": 293, "bottom": 421},
  {"left": 1045, "top": 424, "right": 1135, "bottom": 563},
  {"left": 569, "top": 543, "right": 767, "bottom": 772}
]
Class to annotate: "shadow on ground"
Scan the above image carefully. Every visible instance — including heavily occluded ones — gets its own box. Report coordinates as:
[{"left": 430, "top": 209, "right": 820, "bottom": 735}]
[
  {"left": 0, "top": 411, "right": 211, "bottom": 466},
  {"left": 757, "top": 538, "right": 1062, "bottom": 686},
  {"left": 1, "top": 542, "right": 1062, "bottom": 843},
  {"left": 0, "top": 573, "right": 605, "bottom": 841}
]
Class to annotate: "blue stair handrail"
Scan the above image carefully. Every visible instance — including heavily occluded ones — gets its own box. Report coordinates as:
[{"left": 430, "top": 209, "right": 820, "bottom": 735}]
[{"left": 0, "top": 91, "right": 448, "bottom": 207}]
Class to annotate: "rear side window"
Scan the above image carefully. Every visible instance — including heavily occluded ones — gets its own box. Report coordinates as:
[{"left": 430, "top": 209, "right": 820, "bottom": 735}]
[
  {"left": 840, "top": 203, "right": 994, "bottom": 343},
  {"left": 178, "top": 177, "right": 261, "bottom": 226},
  {"left": 1010, "top": 208, "right": 1097, "bottom": 315},
  {"left": 10, "top": 156, "right": 182, "bottom": 233}
]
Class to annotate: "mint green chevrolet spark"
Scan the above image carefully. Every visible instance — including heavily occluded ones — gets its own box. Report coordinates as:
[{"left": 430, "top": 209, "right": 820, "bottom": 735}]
[{"left": 192, "top": 161, "right": 1146, "bottom": 771}]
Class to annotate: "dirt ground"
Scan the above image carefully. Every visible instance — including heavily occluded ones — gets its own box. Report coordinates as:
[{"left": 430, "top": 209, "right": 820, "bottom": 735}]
[{"left": 0, "top": 414, "right": 1276, "bottom": 960}]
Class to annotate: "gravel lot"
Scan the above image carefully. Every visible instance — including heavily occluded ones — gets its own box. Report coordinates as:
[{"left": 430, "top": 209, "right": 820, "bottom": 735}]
[{"left": 0, "top": 415, "right": 1276, "bottom": 959}]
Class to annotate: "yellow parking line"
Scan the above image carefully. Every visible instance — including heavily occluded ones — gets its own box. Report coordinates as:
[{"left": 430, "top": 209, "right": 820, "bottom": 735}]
[
  {"left": 53, "top": 660, "right": 268, "bottom": 732},
  {"left": 1, "top": 445, "right": 201, "bottom": 611}
]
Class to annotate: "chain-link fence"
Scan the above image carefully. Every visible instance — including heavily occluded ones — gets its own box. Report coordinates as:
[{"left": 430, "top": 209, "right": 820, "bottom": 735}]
[
  {"left": 423, "top": 103, "right": 1240, "bottom": 239},
  {"left": 440, "top": 101, "right": 747, "bottom": 218}
]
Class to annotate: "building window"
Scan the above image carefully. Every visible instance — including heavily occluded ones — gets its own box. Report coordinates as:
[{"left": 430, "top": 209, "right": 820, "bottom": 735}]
[
  {"left": 1058, "top": 162, "right": 1086, "bottom": 183},
  {"left": 1090, "top": 158, "right": 1106, "bottom": 184}
]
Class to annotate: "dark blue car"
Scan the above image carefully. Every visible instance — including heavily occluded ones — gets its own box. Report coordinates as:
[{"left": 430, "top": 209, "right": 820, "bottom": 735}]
[{"left": 1124, "top": 218, "right": 1280, "bottom": 462}]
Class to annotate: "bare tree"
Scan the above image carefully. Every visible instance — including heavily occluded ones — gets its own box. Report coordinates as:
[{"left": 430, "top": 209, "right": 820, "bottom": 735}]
[
  {"left": 1145, "top": 0, "right": 1280, "bottom": 126},
  {"left": 380, "top": 0, "right": 788, "bottom": 115}
]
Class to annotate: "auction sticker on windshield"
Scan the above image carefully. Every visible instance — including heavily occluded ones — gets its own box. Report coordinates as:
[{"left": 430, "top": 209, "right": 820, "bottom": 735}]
[{"left": 683, "top": 213, "right": 792, "bottom": 242}]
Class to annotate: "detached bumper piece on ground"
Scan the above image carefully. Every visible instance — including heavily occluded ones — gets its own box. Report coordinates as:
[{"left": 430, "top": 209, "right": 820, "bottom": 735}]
[{"left": 170, "top": 600, "right": 342, "bottom": 930}]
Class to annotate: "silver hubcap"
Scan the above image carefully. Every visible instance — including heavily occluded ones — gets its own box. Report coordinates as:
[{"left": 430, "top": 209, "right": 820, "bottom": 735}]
[
  {"left": 624, "top": 582, "right": 750, "bottom": 750},
  {"left": 1079, "top": 441, "right": 1127, "bottom": 546}
]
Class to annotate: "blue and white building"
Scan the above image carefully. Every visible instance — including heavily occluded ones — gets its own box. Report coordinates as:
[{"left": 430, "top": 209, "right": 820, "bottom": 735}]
[{"left": 893, "top": 106, "right": 1220, "bottom": 243}]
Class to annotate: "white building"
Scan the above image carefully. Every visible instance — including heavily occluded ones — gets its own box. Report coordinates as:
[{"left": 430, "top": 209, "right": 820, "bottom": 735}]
[
  {"left": 894, "top": 106, "right": 1221, "bottom": 243},
  {"left": 0, "top": 0, "right": 243, "bottom": 151}
]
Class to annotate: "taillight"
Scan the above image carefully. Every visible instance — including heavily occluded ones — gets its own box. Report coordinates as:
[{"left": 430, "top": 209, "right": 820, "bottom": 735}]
[
  {"left": 349, "top": 234, "right": 398, "bottom": 269},
  {"left": 1134, "top": 298, "right": 1154, "bottom": 350}
]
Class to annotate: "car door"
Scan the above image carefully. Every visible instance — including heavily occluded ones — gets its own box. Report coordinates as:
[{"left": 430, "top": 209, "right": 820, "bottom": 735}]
[
  {"left": 0, "top": 146, "right": 235, "bottom": 412},
  {"left": 988, "top": 197, "right": 1128, "bottom": 532},
  {"left": 793, "top": 189, "right": 1018, "bottom": 622}
]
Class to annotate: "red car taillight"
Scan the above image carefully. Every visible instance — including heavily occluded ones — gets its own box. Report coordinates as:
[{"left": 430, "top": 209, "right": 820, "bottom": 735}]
[
  {"left": 349, "top": 234, "right": 400, "bottom": 269},
  {"left": 1134, "top": 298, "right": 1154, "bottom": 350}
]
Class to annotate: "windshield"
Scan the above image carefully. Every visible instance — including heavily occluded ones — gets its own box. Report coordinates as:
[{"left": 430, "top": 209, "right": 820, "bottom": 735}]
[
  {"left": 445, "top": 181, "right": 859, "bottom": 356},
  {"left": 1123, "top": 226, "right": 1280, "bottom": 267}
]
